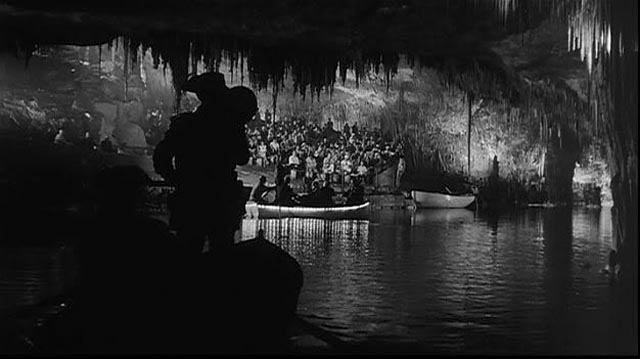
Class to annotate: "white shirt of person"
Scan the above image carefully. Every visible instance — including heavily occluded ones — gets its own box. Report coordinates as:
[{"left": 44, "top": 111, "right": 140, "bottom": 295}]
[
  {"left": 357, "top": 164, "right": 368, "bottom": 176},
  {"left": 289, "top": 153, "right": 300, "bottom": 166},
  {"left": 258, "top": 144, "right": 267, "bottom": 157},
  {"left": 306, "top": 156, "right": 316, "bottom": 170},
  {"left": 341, "top": 158, "right": 353, "bottom": 173},
  {"left": 270, "top": 140, "right": 280, "bottom": 152},
  {"left": 323, "top": 157, "right": 334, "bottom": 173}
]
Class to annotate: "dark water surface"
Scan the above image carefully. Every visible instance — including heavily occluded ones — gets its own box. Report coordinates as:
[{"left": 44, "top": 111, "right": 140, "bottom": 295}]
[
  {"left": 258, "top": 206, "right": 618, "bottom": 354},
  {"left": 0, "top": 207, "right": 620, "bottom": 354}
]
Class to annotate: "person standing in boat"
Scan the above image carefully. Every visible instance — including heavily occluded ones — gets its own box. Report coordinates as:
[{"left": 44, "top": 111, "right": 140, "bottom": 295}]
[
  {"left": 346, "top": 177, "right": 366, "bottom": 205},
  {"left": 153, "top": 72, "right": 251, "bottom": 254},
  {"left": 317, "top": 180, "right": 336, "bottom": 206},
  {"left": 277, "top": 176, "right": 299, "bottom": 206}
]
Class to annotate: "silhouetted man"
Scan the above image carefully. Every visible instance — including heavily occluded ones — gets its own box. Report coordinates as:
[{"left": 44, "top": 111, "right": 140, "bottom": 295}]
[
  {"left": 346, "top": 177, "right": 365, "bottom": 205},
  {"left": 153, "top": 73, "right": 250, "bottom": 254},
  {"left": 277, "top": 176, "right": 298, "bottom": 206},
  {"left": 317, "top": 180, "right": 336, "bottom": 206}
]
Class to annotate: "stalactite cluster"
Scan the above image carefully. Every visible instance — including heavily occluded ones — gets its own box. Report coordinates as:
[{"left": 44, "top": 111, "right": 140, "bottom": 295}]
[
  {"left": 495, "top": 0, "right": 636, "bottom": 328},
  {"left": 485, "top": 0, "right": 552, "bottom": 31},
  {"left": 105, "top": 32, "right": 406, "bottom": 111},
  {"left": 2, "top": 0, "right": 551, "bottom": 110},
  {"left": 493, "top": 0, "right": 637, "bottom": 179},
  {"left": 434, "top": 57, "right": 521, "bottom": 105}
]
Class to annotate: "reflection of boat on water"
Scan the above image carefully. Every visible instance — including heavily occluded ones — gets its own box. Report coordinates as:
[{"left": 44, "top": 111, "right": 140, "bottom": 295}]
[
  {"left": 411, "top": 190, "right": 475, "bottom": 209},
  {"left": 255, "top": 218, "right": 370, "bottom": 253},
  {"left": 249, "top": 201, "right": 371, "bottom": 219},
  {"left": 411, "top": 209, "right": 475, "bottom": 225}
]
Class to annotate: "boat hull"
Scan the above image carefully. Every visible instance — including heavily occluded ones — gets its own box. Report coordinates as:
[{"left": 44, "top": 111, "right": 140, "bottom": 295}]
[
  {"left": 411, "top": 190, "right": 475, "bottom": 209},
  {"left": 250, "top": 201, "right": 371, "bottom": 219}
]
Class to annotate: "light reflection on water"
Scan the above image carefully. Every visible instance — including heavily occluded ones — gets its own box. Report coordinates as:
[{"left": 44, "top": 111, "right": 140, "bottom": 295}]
[
  {"left": 0, "top": 246, "right": 77, "bottom": 314},
  {"left": 251, "top": 207, "right": 616, "bottom": 354},
  {"left": 0, "top": 207, "right": 618, "bottom": 354}
]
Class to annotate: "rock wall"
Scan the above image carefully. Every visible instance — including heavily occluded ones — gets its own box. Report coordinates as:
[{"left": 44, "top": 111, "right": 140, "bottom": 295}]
[
  {"left": 543, "top": 122, "right": 580, "bottom": 205},
  {"left": 595, "top": 3, "right": 637, "bottom": 348}
]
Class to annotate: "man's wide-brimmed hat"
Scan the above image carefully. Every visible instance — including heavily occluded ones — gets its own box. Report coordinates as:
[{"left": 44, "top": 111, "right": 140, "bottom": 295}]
[{"left": 183, "top": 72, "right": 228, "bottom": 94}]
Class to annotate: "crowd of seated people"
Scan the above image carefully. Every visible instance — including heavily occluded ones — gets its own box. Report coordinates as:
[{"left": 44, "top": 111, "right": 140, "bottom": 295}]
[{"left": 245, "top": 114, "right": 404, "bottom": 192}]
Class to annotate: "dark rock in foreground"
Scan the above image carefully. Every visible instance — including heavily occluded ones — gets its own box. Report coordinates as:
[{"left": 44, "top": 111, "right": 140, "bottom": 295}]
[{"left": 32, "top": 232, "right": 303, "bottom": 354}]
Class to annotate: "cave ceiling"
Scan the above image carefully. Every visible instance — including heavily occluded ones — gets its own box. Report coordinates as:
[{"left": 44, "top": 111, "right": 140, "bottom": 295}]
[{"left": 0, "top": 0, "right": 588, "bottom": 103}]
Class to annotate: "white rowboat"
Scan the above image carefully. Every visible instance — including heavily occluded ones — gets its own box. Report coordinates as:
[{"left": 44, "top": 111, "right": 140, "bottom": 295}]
[
  {"left": 249, "top": 201, "right": 371, "bottom": 219},
  {"left": 411, "top": 190, "right": 475, "bottom": 209}
]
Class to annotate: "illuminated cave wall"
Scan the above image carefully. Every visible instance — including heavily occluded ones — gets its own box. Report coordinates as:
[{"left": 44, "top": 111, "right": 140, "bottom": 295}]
[
  {"left": 250, "top": 61, "right": 553, "bottom": 182},
  {"left": 1, "top": 43, "right": 604, "bottom": 192}
]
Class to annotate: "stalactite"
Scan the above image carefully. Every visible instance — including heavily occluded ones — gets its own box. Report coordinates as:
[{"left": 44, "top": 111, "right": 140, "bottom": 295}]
[
  {"left": 498, "top": 0, "right": 617, "bottom": 78},
  {"left": 467, "top": 92, "right": 473, "bottom": 176},
  {"left": 123, "top": 40, "right": 129, "bottom": 101},
  {"left": 240, "top": 55, "right": 245, "bottom": 85},
  {"left": 110, "top": 42, "right": 115, "bottom": 71},
  {"left": 271, "top": 82, "right": 279, "bottom": 120},
  {"left": 41, "top": 0, "right": 625, "bottom": 124},
  {"left": 190, "top": 42, "right": 198, "bottom": 77}
]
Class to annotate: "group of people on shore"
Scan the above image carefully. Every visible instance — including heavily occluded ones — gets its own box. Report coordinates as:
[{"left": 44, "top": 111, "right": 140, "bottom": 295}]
[{"left": 245, "top": 115, "right": 404, "bottom": 190}]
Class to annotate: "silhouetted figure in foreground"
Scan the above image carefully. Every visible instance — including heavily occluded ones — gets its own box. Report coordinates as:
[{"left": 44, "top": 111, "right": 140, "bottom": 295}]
[
  {"left": 35, "top": 165, "right": 304, "bottom": 354},
  {"left": 149, "top": 77, "right": 303, "bottom": 353},
  {"left": 37, "top": 166, "right": 189, "bottom": 354},
  {"left": 153, "top": 73, "right": 251, "bottom": 254},
  {"left": 197, "top": 229, "right": 303, "bottom": 353}
]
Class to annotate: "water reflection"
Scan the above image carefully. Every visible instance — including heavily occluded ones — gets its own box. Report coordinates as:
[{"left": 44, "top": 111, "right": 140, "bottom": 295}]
[
  {"left": 0, "top": 207, "right": 620, "bottom": 354},
  {"left": 541, "top": 208, "right": 573, "bottom": 353},
  {"left": 252, "top": 208, "right": 616, "bottom": 354},
  {"left": 0, "top": 246, "right": 77, "bottom": 316},
  {"left": 255, "top": 218, "right": 369, "bottom": 261},
  {"left": 411, "top": 209, "right": 475, "bottom": 226}
]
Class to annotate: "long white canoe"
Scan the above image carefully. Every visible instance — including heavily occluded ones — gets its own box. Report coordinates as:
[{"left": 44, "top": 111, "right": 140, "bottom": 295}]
[
  {"left": 247, "top": 201, "right": 371, "bottom": 219},
  {"left": 411, "top": 190, "right": 475, "bottom": 209}
]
